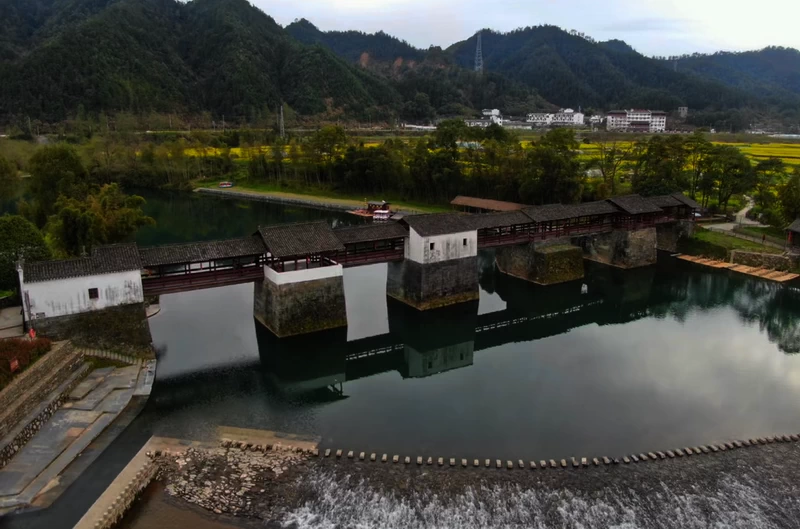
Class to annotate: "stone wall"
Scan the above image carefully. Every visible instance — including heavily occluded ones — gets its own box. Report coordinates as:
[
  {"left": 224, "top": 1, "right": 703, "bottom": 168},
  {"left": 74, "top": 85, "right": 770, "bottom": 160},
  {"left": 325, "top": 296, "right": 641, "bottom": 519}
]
[
  {"left": 0, "top": 341, "right": 82, "bottom": 438},
  {"left": 31, "top": 303, "right": 153, "bottom": 356},
  {"left": 730, "top": 251, "right": 797, "bottom": 271},
  {"left": 387, "top": 257, "right": 479, "bottom": 310},
  {"left": 254, "top": 275, "right": 347, "bottom": 337},
  {"left": 656, "top": 221, "right": 695, "bottom": 252},
  {"left": 583, "top": 228, "right": 657, "bottom": 268},
  {"left": 0, "top": 362, "right": 90, "bottom": 468},
  {"left": 82, "top": 458, "right": 158, "bottom": 529},
  {"left": 496, "top": 241, "right": 583, "bottom": 285}
]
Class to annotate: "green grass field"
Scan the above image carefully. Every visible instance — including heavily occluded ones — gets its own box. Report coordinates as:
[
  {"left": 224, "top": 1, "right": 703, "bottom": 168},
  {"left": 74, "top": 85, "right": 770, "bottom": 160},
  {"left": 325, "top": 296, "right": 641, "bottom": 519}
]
[{"left": 693, "top": 229, "right": 783, "bottom": 254}]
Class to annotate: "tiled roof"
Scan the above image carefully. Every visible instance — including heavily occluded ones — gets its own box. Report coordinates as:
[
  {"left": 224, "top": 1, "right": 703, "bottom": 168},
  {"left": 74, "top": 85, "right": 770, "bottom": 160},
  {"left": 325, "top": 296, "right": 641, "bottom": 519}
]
[
  {"left": 522, "top": 204, "right": 571, "bottom": 223},
  {"left": 573, "top": 200, "right": 619, "bottom": 217},
  {"left": 24, "top": 244, "right": 142, "bottom": 283},
  {"left": 450, "top": 196, "right": 528, "bottom": 212},
  {"left": 647, "top": 195, "right": 684, "bottom": 208},
  {"left": 670, "top": 193, "right": 701, "bottom": 209},
  {"left": 334, "top": 223, "right": 408, "bottom": 245},
  {"left": 607, "top": 195, "right": 663, "bottom": 215},
  {"left": 257, "top": 221, "right": 345, "bottom": 259},
  {"left": 139, "top": 236, "right": 265, "bottom": 267},
  {"left": 524, "top": 201, "right": 619, "bottom": 223},
  {"left": 463, "top": 211, "right": 533, "bottom": 230},
  {"left": 787, "top": 219, "right": 800, "bottom": 234},
  {"left": 401, "top": 213, "right": 474, "bottom": 237}
]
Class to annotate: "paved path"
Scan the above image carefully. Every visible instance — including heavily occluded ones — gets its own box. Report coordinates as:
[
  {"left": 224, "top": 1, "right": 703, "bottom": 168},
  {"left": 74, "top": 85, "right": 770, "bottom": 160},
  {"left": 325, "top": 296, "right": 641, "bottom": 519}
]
[
  {"left": 0, "top": 360, "right": 156, "bottom": 513},
  {"left": 706, "top": 198, "right": 766, "bottom": 232},
  {"left": 0, "top": 306, "right": 23, "bottom": 338}
]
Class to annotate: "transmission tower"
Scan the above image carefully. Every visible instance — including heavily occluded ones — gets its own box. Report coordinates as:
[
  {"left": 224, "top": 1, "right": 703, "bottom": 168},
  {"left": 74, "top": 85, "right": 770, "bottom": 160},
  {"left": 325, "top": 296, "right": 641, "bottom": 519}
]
[
  {"left": 475, "top": 31, "right": 484, "bottom": 73},
  {"left": 279, "top": 103, "right": 285, "bottom": 139}
]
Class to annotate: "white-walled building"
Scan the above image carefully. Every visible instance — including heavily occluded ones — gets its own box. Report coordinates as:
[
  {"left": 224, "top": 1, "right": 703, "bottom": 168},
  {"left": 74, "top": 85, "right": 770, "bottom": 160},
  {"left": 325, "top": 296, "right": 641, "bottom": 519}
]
[
  {"left": 19, "top": 244, "right": 144, "bottom": 322},
  {"left": 526, "top": 108, "right": 585, "bottom": 127},
  {"left": 606, "top": 109, "right": 667, "bottom": 132},
  {"left": 466, "top": 110, "right": 503, "bottom": 128}
]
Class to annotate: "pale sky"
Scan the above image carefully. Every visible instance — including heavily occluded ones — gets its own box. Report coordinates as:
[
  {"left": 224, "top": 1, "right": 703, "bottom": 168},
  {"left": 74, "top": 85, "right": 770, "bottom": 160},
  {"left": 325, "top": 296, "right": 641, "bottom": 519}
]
[{"left": 254, "top": 0, "right": 800, "bottom": 56}]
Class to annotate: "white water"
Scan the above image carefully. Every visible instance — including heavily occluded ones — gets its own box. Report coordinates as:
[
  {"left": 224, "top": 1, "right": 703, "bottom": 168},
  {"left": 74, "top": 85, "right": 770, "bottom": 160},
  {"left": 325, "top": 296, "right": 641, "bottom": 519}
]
[{"left": 281, "top": 472, "right": 792, "bottom": 529}]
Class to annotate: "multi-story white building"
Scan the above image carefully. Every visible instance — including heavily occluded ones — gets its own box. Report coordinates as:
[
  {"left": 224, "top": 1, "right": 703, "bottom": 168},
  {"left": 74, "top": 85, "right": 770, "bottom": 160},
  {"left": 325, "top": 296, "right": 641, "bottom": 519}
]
[
  {"left": 605, "top": 109, "right": 666, "bottom": 132},
  {"left": 466, "top": 109, "right": 503, "bottom": 128},
  {"left": 526, "top": 108, "right": 584, "bottom": 127}
]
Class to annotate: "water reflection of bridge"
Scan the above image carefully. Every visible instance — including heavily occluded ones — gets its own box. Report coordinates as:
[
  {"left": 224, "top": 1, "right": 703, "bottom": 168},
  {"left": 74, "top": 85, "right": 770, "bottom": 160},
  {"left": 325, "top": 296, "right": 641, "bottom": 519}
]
[{"left": 257, "top": 259, "right": 663, "bottom": 395}]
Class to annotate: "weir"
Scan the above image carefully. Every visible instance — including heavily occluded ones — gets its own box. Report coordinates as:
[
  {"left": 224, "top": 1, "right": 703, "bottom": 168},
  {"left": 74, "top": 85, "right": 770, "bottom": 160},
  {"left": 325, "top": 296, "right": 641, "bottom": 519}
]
[{"left": 16, "top": 193, "right": 699, "bottom": 343}]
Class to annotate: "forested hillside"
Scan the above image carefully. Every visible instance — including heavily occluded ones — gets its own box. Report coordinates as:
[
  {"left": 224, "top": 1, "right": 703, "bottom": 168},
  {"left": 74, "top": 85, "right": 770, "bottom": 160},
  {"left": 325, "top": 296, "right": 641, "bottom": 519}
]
[
  {"left": 0, "top": 0, "right": 401, "bottom": 123},
  {"left": 1, "top": 0, "right": 799, "bottom": 129},
  {"left": 663, "top": 48, "right": 800, "bottom": 110}
]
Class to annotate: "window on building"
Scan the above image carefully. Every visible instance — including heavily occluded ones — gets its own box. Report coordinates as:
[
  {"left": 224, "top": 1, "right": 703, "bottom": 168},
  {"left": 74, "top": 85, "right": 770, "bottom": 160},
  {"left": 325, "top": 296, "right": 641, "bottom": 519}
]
[
  {"left": 429, "top": 242, "right": 435, "bottom": 251},
  {"left": 463, "top": 238, "right": 468, "bottom": 246},
  {"left": 88, "top": 288, "right": 99, "bottom": 300},
  {"left": 428, "top": 361, "right": 432, "bottom": 369}
]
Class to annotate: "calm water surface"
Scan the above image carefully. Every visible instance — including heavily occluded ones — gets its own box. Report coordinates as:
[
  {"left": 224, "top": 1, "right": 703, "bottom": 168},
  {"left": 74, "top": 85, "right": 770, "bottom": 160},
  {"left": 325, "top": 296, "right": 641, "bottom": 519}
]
[{"left": 6, "top": 189, "right": 800, "bottom": 529}]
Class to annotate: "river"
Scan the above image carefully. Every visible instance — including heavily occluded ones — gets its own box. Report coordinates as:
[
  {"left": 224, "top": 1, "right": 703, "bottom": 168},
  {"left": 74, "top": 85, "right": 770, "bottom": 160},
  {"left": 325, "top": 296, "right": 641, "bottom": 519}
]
[{"left": 5, "top": 189, "right": 800, "bottom": 529}]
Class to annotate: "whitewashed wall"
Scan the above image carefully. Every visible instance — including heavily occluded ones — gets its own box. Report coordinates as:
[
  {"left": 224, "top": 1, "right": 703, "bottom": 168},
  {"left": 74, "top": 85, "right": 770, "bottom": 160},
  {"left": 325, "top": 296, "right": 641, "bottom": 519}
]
[
  {"left": 407, "top": 229, "right": 477, "bottom": 264},
  {"left": 21, "top": 270, "right": 144, "bottom": 319},
  {"left": 264, "top": 263, "right": 343, "bottom": 285}
]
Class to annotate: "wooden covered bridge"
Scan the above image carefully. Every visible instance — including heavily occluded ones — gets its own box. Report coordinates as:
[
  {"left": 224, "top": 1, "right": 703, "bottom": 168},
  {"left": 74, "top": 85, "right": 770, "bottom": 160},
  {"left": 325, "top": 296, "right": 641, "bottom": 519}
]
[{"left": 135, "top": 192, "right": 698, "bottom": 296}]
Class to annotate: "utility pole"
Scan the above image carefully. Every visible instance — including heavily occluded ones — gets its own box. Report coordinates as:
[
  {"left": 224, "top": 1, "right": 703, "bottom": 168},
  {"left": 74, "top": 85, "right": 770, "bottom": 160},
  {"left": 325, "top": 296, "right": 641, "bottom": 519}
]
[
  {"left": 475, "top": 31, "right": 484, "bottom": 73},
  {"left": 279, "top": 104, "right": 285, "bottom": 140}
]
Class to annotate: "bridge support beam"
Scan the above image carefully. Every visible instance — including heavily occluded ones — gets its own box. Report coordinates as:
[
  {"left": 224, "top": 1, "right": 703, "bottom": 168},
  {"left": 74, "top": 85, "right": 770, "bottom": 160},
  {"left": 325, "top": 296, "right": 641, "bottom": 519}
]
[
  {"left": 254, "top": 265, "right": 347, "bottom": 338},
  {"left": 656, "top": 220, "right": 695, "bottom": 252},
  {"left": 582, "top": 227, "right": 657, "bottom": 268},
  {"left": 495, "top": 239, "right": 584, "bottom": 285}
]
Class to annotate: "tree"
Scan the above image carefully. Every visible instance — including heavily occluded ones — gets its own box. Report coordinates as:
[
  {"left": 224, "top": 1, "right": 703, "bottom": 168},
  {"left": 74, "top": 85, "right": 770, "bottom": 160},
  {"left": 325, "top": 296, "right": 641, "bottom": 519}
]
[
  {"left": 0, "top": 215, "right": 50, "bottom": 292},
  {"left": 753, "top": 158, "right": 786, "bottom": 211},
  {"left": 779, "top": 171, "right": 800, "bottom": 224},
  {"left": 0, "top": 154, "right": 18, "bottom": 202},
  {"left": 631, "top": 136, "right": 687, "bottom": 196},
  {"left": 706, "top": 145, "right": 755, "bottom": 212},
  {"left": 591, "top": 136, "right": 634, "bottom": 196},
  {"left": 683, "top": 131, "right": 712, "bottom": 199},
  {"left": 45, "top": 184, "right": 155, "bottom": 257},
  {"left": 308, "top": 126, "right": 347, "bottom": 183},
  {"left": 27, "top": 144, "right": 87, "bottom": 226},
  {"left": 521, "top": 129, "right": 583, "bottom": 204}
]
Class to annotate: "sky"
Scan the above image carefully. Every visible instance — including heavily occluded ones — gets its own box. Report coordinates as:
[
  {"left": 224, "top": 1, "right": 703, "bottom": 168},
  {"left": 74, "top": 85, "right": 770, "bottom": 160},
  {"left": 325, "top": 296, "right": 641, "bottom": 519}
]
[{"left": 253, "top": 0, "right": 800, "bottom": 56}]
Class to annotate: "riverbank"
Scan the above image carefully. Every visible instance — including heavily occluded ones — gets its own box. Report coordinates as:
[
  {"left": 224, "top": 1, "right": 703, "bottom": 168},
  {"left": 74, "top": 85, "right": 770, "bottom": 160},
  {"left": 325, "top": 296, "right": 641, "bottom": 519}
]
[
  {"left": 193, "top": 184, "right": 447, "bottom": 214},
  {"left": 144, "top": 436, "right": 800, "bottom": 528}
]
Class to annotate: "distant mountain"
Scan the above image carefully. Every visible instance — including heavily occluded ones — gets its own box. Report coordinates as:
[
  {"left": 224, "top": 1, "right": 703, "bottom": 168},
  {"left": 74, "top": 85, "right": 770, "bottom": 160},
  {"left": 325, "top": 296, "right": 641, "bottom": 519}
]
[
  {"left": 286, "top": 19, "right": 553, "bottom": 118},
  {"left": 286, "top": 18, "right": 425, "bottom": 65},
  {"left": 0, "top": 0, "right": 401, "bottom": 122},
  {"left": 0, "top": 1, "right": 798, "bottom": 129},
  {"left": 666, "top": 47, "right": 800, "bottom": 109}
]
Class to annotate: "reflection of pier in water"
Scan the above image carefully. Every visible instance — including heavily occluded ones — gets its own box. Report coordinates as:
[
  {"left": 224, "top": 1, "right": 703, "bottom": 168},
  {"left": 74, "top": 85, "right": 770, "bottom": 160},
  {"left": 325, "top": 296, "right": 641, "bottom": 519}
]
[{"left": 256, "top": 261, "right": 663, "bottom": 397}]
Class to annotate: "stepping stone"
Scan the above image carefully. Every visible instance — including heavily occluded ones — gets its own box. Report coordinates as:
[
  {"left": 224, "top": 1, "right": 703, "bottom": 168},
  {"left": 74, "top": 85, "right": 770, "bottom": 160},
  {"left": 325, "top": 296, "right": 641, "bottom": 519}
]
[{"left": 370, "top": 453, "right": 376, "bottom": 461}]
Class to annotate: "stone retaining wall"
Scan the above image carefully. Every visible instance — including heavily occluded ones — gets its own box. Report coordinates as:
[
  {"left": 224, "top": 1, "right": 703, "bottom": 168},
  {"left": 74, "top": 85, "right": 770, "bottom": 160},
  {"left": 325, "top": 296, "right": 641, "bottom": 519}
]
[
  {"left": 32, "top": 303, "right": 153, "bottom": 356},
  {"left": 88, "top": 459, "right": 158, "bottom": 529},
  {"left": 730, "top": 250, "right": 797, "bottom": 271},
  {"left": 0, "top": 342, "right": 82, "bottom": 440},
  {"left": 0, "top": 362, "right": 90, "bottom": 468}
]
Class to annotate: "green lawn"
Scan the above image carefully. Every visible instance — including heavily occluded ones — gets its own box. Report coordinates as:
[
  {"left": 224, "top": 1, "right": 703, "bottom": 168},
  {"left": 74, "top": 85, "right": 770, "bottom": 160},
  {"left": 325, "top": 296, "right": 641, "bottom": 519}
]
[
  {"left": 694, "top": 229, "right": 783, "bottom": 254},
  {"left": 737, "top": 225, "right": 786, "bottom": 240},
  {"left": 0, "top": 289, "right": 13, "bottom": 298}
]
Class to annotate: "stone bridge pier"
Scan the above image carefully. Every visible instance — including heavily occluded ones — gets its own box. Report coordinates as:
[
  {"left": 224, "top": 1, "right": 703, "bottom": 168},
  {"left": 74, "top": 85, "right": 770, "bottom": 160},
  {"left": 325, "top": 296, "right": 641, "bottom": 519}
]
[
  {"left": 253, "top": 222, "right": 348, "bottom": 338},
  {"left": 388, "top": 215, "right": 479, "bottom": 310}
]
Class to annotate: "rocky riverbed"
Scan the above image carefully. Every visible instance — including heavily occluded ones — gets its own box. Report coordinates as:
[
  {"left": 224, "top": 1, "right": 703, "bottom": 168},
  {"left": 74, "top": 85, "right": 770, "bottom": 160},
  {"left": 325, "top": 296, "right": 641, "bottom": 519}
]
[{"left": 156, "top": 440, "right": 800, "bottom": 528}]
